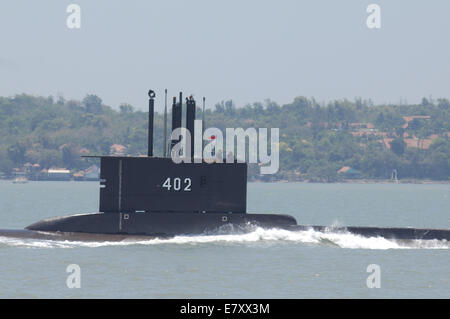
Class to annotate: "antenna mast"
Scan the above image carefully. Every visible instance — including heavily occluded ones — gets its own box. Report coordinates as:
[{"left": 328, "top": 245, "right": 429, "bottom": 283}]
[
  {"left": 163, "top": 89, "right": 167, "bottom": 157},
  {"left": 147, "top": 90, "right": 156, "bottom": 157},
  {"left": 202, "top": 97, "right": 206, "bottom": 150}
]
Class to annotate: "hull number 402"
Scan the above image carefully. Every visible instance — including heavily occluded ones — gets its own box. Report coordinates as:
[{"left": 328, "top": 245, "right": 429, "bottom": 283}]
[{"left": 162, "top": 177, "right": 192, "bottom": 191}]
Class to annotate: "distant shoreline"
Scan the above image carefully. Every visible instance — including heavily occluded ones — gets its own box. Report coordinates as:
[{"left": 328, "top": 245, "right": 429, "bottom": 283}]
[
  {"left": 340, "top": 179, "right": 450, "bottom": 184},
  {"left": 251, "top": 178, "right": 450, "bottom": 184},
  {"left": 2, "top": 177, "right": 449, "bottom": 184}
]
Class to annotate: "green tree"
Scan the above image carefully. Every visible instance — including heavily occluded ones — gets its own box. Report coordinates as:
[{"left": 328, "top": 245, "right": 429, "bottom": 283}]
[
  {"left": 119, "top": 103, "right": 134, "bottom": 114},
  {"left": 61, "top": 145, "right": 81, "bottom": 168},
  {"left": 83, "top": 95, "right": 103, "bottom": 114},
  {"left": 390, "top": 138, "right": 406, "bottom": 156},
  {"left": 7, "top": 143, "right": 26, "bottom": 165},
  {"left": 0, "top": 149, "right": 14, "bottom": 174}
]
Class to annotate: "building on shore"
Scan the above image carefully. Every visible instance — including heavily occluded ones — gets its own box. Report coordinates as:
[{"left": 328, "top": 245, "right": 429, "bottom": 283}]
[
  {"left": 42, "top": 169, "right": 71, "bottom": 181},
  {"left": 338, "top": 166, "right": 361, "bottom": 179},
  {"left": 73, "top": 165, "right": 100, "bottom": 181}
]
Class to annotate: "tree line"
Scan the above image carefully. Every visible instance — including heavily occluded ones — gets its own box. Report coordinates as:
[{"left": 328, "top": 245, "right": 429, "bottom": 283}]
[{"left": 0, "top": 94, "right": 449, "bottom": 181}]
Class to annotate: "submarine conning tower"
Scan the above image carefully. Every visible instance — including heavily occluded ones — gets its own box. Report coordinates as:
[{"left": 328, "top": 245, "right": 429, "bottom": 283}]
[{"left": 95, "top": 90, "right": 248, "bottom": 215}]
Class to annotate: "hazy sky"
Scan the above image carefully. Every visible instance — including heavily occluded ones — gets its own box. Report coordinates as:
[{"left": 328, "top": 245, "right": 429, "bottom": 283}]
[{"left": 0, "top": 1, "right": 449, "bottom": 111}]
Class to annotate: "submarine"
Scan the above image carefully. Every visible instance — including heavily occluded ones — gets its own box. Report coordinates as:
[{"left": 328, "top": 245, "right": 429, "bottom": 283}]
[
  {"left": 1, "top": 90, "right": 450, "bottom": 242},
  {"left": 23, "top": 90, "right": 297, "bottom": 237}
]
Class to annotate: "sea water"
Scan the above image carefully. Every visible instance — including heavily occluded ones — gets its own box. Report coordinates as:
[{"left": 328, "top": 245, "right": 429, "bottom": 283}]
[{"left": 0, "top": 181, "right": 449, "bottom": 298}]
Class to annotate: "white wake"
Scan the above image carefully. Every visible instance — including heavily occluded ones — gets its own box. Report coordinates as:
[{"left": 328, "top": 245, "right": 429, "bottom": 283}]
[{"left": 0, "top": 227, "right": 448, "bottom": 249}]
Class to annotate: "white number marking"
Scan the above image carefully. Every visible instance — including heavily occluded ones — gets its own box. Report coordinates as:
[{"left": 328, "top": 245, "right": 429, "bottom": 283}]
[
  {"left": 162, "top": 177, "right": 192, "bottom": 192},
  {"left": 162, "top": 177, "right": 171, "bottom": 190},
  {"left": 184, "top": 178, "right": 192, "bottom": 191},
  {"left": 173, "top": 177, "right": 181, "bottom": 191}
]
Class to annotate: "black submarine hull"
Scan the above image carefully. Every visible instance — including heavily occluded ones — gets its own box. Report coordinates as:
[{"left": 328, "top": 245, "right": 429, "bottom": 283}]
[
  {"left": 25, "top": 212, "right": 297, "bottom": 236},
  {"left": 0, "top": 229, "right": 161, "bottom": 242},
  {"left": 286, "top": 225, "right": 450, "bottom": 241},
  {"left": 19, "top": 212, "right": 450, "bottom": 241}
]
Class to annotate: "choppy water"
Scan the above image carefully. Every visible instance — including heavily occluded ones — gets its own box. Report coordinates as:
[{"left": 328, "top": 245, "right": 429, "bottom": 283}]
[{"left": 0, "top": 181, "right": 449, "bottom": 298}]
